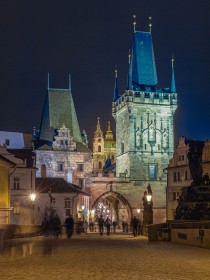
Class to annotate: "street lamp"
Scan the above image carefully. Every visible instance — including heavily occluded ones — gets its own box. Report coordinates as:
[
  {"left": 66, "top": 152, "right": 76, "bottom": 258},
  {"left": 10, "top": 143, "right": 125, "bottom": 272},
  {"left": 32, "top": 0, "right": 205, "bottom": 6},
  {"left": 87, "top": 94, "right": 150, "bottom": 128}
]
[
  {"left": 29, "top": 193, "right": 36, "bottom": 225},
  {"left": 29, "top": 193, "right": 36, "bottom": 209},
  {"left": 142, "top": 184, "right": 153, "bottom": 225},
  {"left": 81, "top": 205, "right": 85, "bottom": 220}
]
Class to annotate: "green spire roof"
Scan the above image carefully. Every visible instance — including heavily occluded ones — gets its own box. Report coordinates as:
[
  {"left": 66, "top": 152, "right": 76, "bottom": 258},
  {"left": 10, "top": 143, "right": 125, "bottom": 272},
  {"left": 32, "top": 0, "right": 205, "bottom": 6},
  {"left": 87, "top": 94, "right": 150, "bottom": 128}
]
[{"left": 39, "top": 87, "right": 82, "bottom": 143}]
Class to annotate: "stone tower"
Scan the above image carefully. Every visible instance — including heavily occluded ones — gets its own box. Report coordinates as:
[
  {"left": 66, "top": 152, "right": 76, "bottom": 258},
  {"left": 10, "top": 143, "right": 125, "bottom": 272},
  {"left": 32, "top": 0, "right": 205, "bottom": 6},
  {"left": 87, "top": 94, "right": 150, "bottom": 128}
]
[{"left": 112, "top": 30, "right": 177, "bottom": 181}]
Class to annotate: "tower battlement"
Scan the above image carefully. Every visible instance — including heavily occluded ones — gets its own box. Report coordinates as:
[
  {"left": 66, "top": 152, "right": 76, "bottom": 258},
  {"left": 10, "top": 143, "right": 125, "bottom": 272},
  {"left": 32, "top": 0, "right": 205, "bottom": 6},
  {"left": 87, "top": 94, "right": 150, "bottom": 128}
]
[{"left": 112, "top": 90, "right": 177, "bottom": 115}]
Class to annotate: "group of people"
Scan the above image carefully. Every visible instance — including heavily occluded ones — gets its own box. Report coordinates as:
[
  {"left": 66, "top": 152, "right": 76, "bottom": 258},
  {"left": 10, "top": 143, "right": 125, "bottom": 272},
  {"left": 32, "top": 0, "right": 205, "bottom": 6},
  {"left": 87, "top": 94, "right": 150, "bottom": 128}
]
[
  {"left": 41, "top": 213, "right": 143, "bottom": 239},
  {"left": 98, "top": 216, "right": 117, "bottom": 235},
  {"left": 131, "top": 216, "right": 143, "bottom": 237}
]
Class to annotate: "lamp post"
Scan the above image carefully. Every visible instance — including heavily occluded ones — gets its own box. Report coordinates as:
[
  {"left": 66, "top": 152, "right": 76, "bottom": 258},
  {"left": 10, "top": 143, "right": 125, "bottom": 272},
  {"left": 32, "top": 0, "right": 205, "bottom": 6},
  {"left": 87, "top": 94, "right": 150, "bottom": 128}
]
[
  {"left": 29, "top": 193, "right": 36, "bottom": 209},
  {"left": 142, "top": 184, "right": 153, "bottom": 225},
  {"left": 81, "top": 205, "right": 85, "bottom": 221},
  {"left": 29, "top": 193, "right": 36, "bottom": 225}
]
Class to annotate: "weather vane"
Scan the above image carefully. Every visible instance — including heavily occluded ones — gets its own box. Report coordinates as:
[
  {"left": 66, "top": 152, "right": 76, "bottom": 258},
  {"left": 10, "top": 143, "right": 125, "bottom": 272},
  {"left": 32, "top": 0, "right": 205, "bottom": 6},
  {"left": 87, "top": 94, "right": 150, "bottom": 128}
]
[
  {"left": 133, "top": 15, "right": 136, "bottom": 32},
  {"left": 149, "top": 16, "right": 152, "bottom": 33},
  {"left": 172, "top": 54, "right": 174, "bottom": 68}
]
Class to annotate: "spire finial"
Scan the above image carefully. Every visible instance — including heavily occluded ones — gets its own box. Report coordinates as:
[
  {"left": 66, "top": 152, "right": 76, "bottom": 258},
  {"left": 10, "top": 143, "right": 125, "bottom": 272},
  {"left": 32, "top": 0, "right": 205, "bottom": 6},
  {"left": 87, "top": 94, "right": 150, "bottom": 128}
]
[
  {"left": 128, "top": 49, "right": 131, "bottom": 64},
  {"left": 108, "top": 121, "right": 111, "bottom": 131},
  {"left": 172, "top": 54, "right": 174, "bottom": 68},
  {"left": 69, "top": 74, "right": 71, "bottom": 91},
  {"left": 149, "top": 16, "right": 152, "bottom": 33},
  {"left": 47, "top": 72, "right": 50, "bottom": 90},
  {"left": 171, "top": 54, "right": 176, "bottom": 93},
  {"left": 115, "top": 65, "right": 118, "bottom": 78},
  {"left": 133, "top": 15, "right": 136, "bottom": 32}
]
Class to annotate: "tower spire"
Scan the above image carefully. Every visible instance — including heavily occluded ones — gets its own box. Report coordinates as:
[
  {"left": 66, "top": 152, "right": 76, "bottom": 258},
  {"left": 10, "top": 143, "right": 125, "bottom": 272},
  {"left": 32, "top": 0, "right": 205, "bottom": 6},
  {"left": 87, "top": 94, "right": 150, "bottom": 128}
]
[
  {"left": 113, "top": 66, "right": 119, "bottom": 101},
  {"left": 94, "top": 117, "right": 103, "bottom": 138},
  {"left": 149, "top": 16, "right": 152, "bottom": 33},
  {"left": 171, "top": 54, "right": 176, "bottom": 93}
]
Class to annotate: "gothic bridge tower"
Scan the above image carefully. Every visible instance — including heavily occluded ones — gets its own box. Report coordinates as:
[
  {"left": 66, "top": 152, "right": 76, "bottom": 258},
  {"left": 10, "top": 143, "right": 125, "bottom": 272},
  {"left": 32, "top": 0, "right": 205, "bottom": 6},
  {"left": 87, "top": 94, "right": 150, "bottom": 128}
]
[{"left": 111, "top": 22, "right": 177, "bottom": 222}]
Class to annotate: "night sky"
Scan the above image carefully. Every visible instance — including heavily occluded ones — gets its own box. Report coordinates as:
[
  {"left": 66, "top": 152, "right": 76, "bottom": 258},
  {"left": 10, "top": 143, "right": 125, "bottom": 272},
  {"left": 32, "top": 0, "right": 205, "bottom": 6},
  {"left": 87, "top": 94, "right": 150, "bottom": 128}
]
[{"left": 0, "top": 0, "right": 210, "bottom": 146}]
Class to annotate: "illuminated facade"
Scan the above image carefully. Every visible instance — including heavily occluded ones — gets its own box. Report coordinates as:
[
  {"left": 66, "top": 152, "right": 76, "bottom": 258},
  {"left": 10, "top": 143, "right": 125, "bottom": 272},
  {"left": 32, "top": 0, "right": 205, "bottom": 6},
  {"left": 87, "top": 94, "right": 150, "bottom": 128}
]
[
  {"left": 167, "top": 137, "right": 210, "bottom": 220},
  {"left": 90, "top": 25, "right": 177, "bottom": 224},
  {"left": 92, "top": 118, "right": 116, "bottom": 173}
]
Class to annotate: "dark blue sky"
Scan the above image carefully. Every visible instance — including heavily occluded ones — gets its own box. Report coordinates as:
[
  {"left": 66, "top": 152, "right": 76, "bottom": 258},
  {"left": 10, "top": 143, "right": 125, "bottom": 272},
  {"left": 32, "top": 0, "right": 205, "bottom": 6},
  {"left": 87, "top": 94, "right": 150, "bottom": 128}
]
[{"left": 0, "top": 0, "right": 210, "bottom": 145}]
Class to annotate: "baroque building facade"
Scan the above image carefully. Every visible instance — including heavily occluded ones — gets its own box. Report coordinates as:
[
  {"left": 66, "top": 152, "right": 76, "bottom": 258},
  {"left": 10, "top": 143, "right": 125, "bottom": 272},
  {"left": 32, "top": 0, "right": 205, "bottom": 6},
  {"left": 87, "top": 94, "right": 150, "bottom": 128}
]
[
  {"left": 35, "top": 79, "right": 92, "bottom": 222},
  {"left": 166, "top": 137, "right": 210, "bottom": 220},
  {"left": 92, "top": 117, "right": 116, "bottom": 174}
]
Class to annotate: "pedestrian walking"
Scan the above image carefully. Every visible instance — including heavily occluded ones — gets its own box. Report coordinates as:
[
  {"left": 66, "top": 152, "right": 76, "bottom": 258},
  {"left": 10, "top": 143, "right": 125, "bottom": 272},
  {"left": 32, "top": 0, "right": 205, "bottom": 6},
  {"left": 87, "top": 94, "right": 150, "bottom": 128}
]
[
  {"left": 112, "top": 220, "right": 117, "bottom": 233},
  {"left": 131, "top": 216, "right": 138, "bottom": 237},
  {"left": 89, "top": 219, "right": 94, "bottom": 232},
  {"left": 122, "top": 221, "right": 125, "bottom": 232},
  {"left": 98, "top": 215, "right": 104, "bottom": 236},
  {"left": 83, "top": 220, "right": 89, "bottom": 234},
  {"left": 105, "top": 217, "right": 111, "bottom": 236},
  {"left": 65, "top": 214, "right": 74, "bottom": 238},
  {"left": 52, "top": 214, "right": 61, "bottom": 239},
  {"left": 124, "top": 221, "right": 129, "bottom": 233}
]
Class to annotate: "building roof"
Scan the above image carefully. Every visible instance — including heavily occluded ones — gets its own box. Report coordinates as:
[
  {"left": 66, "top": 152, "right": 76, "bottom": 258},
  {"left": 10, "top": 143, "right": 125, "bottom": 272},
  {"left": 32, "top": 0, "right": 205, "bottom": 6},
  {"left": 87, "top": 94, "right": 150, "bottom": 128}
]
[
  {"left": 131, "top": 31, "right": 158, "bottom": 88},
  {"left": 34, "top": 139, "right": 92, "bottom": 153},
  {"left": 36, "top": 177, "right": 90, "bottom": 195},
  {"left": 39, "top": 88, "right": 82, "bottom": 143},
  {"left": 7, "top": 148, "right": 35, "bottom": 168},
  {"left": 0, "top": 131, "right": 32, "bottom": 149},
  {"left": 0, "top": 154, "right": 16, "bottom": 167}
]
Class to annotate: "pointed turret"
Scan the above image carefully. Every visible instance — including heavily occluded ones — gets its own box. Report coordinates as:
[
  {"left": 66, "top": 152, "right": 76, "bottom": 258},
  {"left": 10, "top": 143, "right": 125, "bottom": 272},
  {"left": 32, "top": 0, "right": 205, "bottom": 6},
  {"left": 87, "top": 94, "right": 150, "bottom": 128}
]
[
  {"left": 113, "top": 67, "right": 119, "bottom": 101},
  {"left": 170, "top": 55, "right": 176, "bottom": 93},
  {"left": 127, "top": 50, "right": 132, "bottom": 90},
  {"left": 105, "top": 121, "right": 114, "bottom": 141},
  {"left": 94, "top": 117, "right": 103, "bottom": 138}
]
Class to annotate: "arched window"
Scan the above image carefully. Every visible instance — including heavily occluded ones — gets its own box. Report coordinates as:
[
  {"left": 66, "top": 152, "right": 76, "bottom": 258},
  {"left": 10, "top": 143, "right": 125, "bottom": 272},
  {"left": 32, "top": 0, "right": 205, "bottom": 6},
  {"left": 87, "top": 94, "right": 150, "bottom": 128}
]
[
  {"left": 98, "top": 145, "right": 101, "bottom": 152},
  {"left": 41, "top": 164, "right": 46, "bottom": 177},
  {"left": 99, "top": 161, "right": 102, "bottom": 169}
]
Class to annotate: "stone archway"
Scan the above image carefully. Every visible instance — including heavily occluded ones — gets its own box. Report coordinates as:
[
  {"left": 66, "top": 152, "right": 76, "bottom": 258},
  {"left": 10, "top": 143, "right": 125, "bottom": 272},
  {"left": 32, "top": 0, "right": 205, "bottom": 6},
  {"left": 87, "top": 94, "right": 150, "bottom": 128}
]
[{"left": 90, "top": 190, "right": 133, "bottom": 226}]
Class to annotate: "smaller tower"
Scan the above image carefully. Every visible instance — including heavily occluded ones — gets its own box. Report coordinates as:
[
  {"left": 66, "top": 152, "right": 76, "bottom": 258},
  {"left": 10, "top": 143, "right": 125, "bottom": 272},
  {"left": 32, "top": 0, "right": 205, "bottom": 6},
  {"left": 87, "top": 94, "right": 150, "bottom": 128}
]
[
  {"left": 92, "top": 118, "right": 105, "bottom": 173},
  {"left": 104, "top": 122, "right": 116, "bottom": 169}
]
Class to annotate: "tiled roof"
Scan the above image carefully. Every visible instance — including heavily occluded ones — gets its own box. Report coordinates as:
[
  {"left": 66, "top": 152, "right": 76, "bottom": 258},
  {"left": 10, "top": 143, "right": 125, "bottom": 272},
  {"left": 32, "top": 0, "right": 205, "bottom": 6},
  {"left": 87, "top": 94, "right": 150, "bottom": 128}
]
[
  {"left": 7, "top": 148, "right": 34, "bottom": 168},
  {"left": 131, "top": 31, "right": 158, "bottom": 87},
  {"left": 36, "top": 177, "right": 90, "bottom": 195},
  {"left": 0, "top": 154, "right": 16, "bottom": 166}
]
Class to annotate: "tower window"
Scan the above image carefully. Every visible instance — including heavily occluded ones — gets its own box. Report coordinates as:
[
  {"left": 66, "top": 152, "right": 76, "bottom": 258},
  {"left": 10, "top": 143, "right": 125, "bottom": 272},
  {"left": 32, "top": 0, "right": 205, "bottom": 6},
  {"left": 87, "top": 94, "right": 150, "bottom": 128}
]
[
  {"left": 41, "top": 164, "right": 46, "bottom": 177},
  {"left": 98, "top": 145, "right": 101, "bottom": 152},
  {"left": 77, "top": 163, "right": 84, "bottom": 172},
  {"left": 173, "top": 172, "right": 177, "bottom": 182},
  {"left": 149, "top": 164, "right": 156, "bottom": 180},
  {"left": 99, "top": 161, "right": 102, "bottom": 169},
  {"left": 58, "top": 162, "right": 64, "bottom": 172}
]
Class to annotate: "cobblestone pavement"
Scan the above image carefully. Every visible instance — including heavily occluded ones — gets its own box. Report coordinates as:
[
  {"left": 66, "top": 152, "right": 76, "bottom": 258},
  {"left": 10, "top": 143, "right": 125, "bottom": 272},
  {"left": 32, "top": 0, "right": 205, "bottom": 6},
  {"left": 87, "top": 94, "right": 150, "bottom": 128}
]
[{"left": 0, "top": 233, "right": 210, "bottom": 280}]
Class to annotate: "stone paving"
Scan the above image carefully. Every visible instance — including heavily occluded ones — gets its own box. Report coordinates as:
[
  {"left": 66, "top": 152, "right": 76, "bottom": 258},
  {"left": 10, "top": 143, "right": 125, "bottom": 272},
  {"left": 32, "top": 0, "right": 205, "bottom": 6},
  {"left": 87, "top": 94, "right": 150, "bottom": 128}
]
[{"left": 0, "top": 233, "right": 210, "bottom": 280}]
